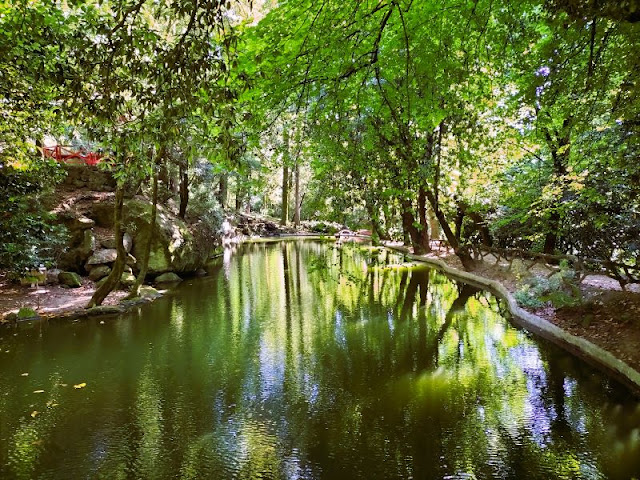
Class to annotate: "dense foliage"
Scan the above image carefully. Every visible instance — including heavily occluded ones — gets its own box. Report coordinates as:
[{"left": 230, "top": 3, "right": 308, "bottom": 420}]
[{"left": 1, "top": 0, "right": 639, "bottom": 287}]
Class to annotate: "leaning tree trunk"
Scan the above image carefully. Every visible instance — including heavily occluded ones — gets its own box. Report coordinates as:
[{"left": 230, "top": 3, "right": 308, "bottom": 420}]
[
  {"left": 424, "top": 189, "right": 475, "bottom": 271},
  {"left": 127, "top": 153, "right": 163, "bottom": 299},
  {"left": 87, "top": 185, "right": 126, "bottom": 307}
]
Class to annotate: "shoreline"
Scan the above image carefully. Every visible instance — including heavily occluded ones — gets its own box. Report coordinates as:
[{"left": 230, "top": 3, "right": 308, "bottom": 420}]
[
  {"left": 384, "top": 243, "right": 640, "bottom": 397},
  {"left": 3, "top": 236, "right": 640, "bottom": 396}
]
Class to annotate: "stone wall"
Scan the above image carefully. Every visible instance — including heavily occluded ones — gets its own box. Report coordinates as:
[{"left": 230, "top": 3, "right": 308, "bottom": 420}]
[{"left": 61, "top": 165, "right": 116, "bottom": 192}]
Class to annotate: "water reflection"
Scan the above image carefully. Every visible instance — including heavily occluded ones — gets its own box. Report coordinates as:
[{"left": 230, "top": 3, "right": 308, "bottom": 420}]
[{"left": 0, "top": 241, "right": 639, "bottom": 479}]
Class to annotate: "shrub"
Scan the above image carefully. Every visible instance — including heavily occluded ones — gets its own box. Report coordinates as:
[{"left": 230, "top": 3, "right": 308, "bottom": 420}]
[
  {"left": 0, "top": 162, "right": 68, "bottom": 278},
  {"left": 514, "top": 261, "right": 582, "bottom": 310}
]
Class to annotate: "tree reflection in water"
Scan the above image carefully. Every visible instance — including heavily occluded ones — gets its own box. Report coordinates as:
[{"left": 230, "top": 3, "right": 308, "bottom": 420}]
[{"left": 0, "top": 241, "right": 639, "bottom": 479}]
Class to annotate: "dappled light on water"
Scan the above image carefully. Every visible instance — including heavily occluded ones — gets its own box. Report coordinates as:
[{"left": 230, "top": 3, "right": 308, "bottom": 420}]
[{"left": 0, "top": 241, "right": 639, "bottom": 479}]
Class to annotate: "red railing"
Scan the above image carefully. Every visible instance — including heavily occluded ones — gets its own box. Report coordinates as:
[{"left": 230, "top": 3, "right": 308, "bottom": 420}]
[{"left": 42, "top": 145, "right": 103, "bottom": 166}]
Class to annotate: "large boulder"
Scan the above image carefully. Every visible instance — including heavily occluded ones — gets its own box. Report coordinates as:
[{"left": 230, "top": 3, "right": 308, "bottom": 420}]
[
  {"left": 155, "top": 272, "right": 182, "bottom": 284},
  {"left": 45, "top": 268, "right": 62, "bottom": 285},
  {"left": 87, "top": 249, "right": 118, "bottom": 266},
  {"left": 120, "top": 273, "right": 136, "bottom": 287},
  {"left": 59, "top": 271, "right": 82, "bottom": 288},
  {"left": 124, "top": 198, "right": 208, "bottom": 275},
  {"left": 58, "top": 229, "right": 96, "bottom": 271},
  {"left": 100, "top": 232, "right": 133, "bottom": 252},
  {"left": 88, "top": 265, "right": 111, "bottom": 281},
  {"left": 69, "top": 216, "right": 95, "bottom": 231}
]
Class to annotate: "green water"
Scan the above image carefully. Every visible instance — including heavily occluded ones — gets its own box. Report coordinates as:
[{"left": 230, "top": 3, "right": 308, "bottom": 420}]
[{"left": 1, "top": 241, "right": 640, "bottom": 479}]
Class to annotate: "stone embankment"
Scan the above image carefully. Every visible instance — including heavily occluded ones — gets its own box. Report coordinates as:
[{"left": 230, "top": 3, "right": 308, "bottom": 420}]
[{"left": 385, "top": 243, "right": 640, "bottom": 396}]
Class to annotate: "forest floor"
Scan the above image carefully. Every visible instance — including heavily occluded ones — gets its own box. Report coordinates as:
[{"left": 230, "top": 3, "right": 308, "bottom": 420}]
[
  {"left": 401, "top": 243, "right": 640, "bottom": 373},
  {"left": 0, "top": 273, "right": 128, "bottom": 317}
]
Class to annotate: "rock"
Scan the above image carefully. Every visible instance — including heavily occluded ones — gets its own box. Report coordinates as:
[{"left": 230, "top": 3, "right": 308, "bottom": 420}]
[
  {"left": 120, "top": 273, "right": 136, "bottom": 287},
  {"left": 123, "top": 233, "right": 133, "bottom": 253},
  {"left": 59, "top": 248, "right": 90, "bottom": 271},
  {"left": 195, "top": 268, "right": 207, "bottom": 277},
  {"left": 76, "top": 229, "right": 96, "bottom": 258},
  {"left": 58, "top": 271, "right": 83, "bottom": 288},
  {"left": 87, "top": 249, "right": 118, "bottom": 265},
  {"left": 100, "top": 232, "right": 131, "bottom": 252},
  {"left": 139, "top": 286, "right": 162, "bottom": 299},
  {"left": 2, "top": 312, "right": 18, "bottom": 324},
  {"left": 45, "top": 268, "right": 61, "bottom": 285},
  {"left": 124, "top": 265, "right": 133, "bottom": 274},
  {"left": 100, "top": 235, "right": 116, "bottom": 249},
  {"left": 124, "top": 198, "right": 208, "bottom": 275},
  {"left": 155, "top": 272, "right": 182, "bottom": 284},
  {"left": 17, "top": 307, "right": 39, "bottom": 319},
  {"left": 86, "top": 305, "right": 125, "bottom": 316},
  {"left": 59, "top": 229, "right": 96, "bottom": 271},
  {"left": 70, "top": 216, "right": 95, "bottom": 231},
  {"left": 88, "top": 265, "right": 111, "bottom": 282},
  {"left": 92, "top": 202, "right": 115, "bottom": 228}
]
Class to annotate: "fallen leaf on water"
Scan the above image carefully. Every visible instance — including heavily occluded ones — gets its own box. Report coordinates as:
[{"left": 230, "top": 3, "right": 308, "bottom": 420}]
[
  {"left": 59, "top": 383, "right": 67, "bottom": 387},
  {"left": 33, "top": 390, "right": 45, "bottom": 394},
  {"left": 20, "top": 373, "right": 28, "bottom": 377},
  {"left": 73, "top": 383, "right": 86, "bottom": 389},
  {"left": 46, "top": 400, "right": 58, "bottom": 408},
  {"left": 31, "top": 411, "right": 39, "bottom": 418}
]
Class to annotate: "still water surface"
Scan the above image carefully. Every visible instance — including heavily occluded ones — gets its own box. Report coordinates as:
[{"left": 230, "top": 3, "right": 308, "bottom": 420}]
[{"left": 1, "top": 241, "right": 640, "bottom": 479}]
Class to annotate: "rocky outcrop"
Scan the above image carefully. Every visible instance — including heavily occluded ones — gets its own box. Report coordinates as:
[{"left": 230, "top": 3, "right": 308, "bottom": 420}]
[
  {"left": 57, "top": 215, "right": 97, "bottom": 271},
  {"left": 124, "top": 198, "right": 209, "bottom": 275},
  {"left": 54, "top": 191, "right": 215, "bottom": 283}
]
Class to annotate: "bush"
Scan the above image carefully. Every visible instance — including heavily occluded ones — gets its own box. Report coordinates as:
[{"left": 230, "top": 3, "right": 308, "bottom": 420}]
[
  {"left": 514, "top": 261, "right": 582, "bottom": 309},
  {"left": 0, "top": 162, "right": 68, "bottom": 278}
]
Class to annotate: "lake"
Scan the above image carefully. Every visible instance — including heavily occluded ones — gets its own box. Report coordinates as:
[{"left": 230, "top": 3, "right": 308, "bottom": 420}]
[{"left": 1, "top": 240, "right": 639, "bottom": 479}]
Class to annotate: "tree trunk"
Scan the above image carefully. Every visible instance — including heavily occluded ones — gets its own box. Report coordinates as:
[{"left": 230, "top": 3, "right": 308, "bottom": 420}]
[
  {"left": 218, "top": 174, "right": 228, "bottom": 208},
  {"left": 293, "top": 162, "right": 301, "bottom": 226},
  {"left": 428, "top": 208, "right": 440, "bottom": 240},
  {"left": 454, "top": 203, "right": 465, "bottom": 242},
  {"left": 128, "top": 152, "right": 163, "bottom": 299},
  {"left": 178, "top": 160, "right": 188, "bottom": 219},
  {"left": 424, "top": 189, "right": 475, "bottom": 270},
  {"left": 401, "top": 199, "right": 426, "bottom": 255},
  {"left": 469, "top": 210, "right": 493, "bottom": 247},
  {"left": 417, "top": 187, "right": 431, "bottom": 252},
  {"left": 543, "top": 119, "right": 571, "bottom": 254},
  {"left": 281, "top": 164, "right": 289, "bottom": 226},
  {"left": 87, "top": 185, "right": 126, "bottom": 307},
  {"left": 235, "top": 180, "right": 243, "bottom": 212}
]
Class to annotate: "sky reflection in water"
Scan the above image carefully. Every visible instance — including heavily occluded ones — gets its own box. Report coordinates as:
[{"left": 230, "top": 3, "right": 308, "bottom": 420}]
[{"left": 0, "top": 240, "right": 639, "bottom": 479}]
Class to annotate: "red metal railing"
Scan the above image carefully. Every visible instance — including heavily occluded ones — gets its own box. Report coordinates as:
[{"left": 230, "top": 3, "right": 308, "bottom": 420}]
[{"left": 42, "top": 145, "right": 103, "bottom": 166}]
